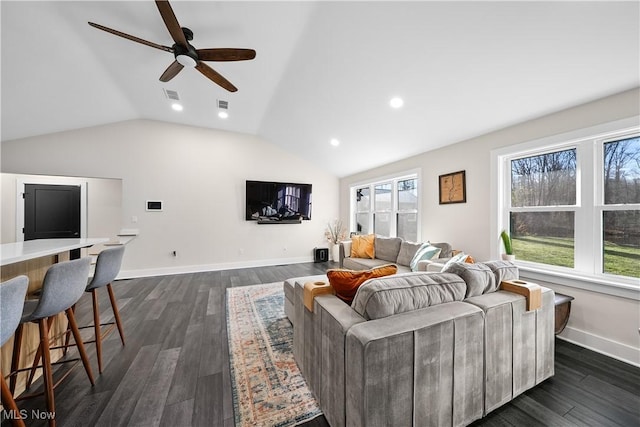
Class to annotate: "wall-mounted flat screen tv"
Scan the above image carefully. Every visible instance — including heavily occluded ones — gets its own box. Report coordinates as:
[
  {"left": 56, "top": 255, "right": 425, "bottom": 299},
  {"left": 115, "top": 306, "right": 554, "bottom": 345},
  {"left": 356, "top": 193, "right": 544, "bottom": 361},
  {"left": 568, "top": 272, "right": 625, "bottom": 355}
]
[{"left": 246, "top": 180, "right": 312, "bottom": 221}]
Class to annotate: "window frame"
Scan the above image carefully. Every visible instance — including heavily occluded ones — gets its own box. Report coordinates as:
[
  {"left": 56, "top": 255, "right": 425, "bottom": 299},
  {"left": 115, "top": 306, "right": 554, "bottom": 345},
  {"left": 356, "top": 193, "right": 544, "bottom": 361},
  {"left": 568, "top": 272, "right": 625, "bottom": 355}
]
[
  {"left": 491, "top": 117, "right": 639, "bottom": 300},
  {"left": 349, "top": 170, "right": 421, "bottom": 241}
]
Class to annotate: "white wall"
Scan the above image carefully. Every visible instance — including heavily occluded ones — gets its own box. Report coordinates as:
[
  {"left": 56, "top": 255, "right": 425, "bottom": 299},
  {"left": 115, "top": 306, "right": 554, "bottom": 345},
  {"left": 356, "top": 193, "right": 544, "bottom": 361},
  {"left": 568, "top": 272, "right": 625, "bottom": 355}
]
[
  {"left": 1, "top": 119, "right": 339, "bottom": 277},
  {"left": 339, "top": 88, "right": 640, "bottom": 366}
]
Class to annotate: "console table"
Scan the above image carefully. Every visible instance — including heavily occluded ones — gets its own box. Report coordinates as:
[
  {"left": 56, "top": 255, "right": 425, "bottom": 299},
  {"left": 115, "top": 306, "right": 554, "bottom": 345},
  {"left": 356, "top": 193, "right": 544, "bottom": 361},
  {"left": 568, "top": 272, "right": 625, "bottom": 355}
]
[{"left": 554, "top": 292, "right": 575, "bottom": 335}]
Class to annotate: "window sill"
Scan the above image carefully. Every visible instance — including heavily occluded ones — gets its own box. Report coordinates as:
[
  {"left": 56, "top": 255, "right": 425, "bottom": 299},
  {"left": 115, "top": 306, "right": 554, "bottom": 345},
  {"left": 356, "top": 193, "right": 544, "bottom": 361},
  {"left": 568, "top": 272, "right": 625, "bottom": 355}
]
[{"left": 517, "top": 264, "right": 640, "bottom": 301}]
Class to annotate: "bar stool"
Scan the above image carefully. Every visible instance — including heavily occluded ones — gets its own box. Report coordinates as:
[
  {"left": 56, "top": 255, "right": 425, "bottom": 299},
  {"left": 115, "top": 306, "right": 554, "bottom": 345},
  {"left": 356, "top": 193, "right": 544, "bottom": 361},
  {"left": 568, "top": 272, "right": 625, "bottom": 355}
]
[
  {"left": 1, "top": 275, "right": 29, "bottom": 427},
  {"left": 9, "top": 257, "right": 95, "bottom": 427},
  {"left": 65, "top": 245, "right": 126, "bottom": 374}
]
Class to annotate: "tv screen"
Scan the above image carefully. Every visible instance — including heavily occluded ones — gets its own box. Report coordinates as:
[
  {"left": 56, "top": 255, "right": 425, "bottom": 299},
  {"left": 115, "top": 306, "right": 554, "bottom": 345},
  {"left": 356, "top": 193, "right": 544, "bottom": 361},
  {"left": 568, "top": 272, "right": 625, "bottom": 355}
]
[{"left": 246, "top": 180, "right": 312, "bottom": 221}]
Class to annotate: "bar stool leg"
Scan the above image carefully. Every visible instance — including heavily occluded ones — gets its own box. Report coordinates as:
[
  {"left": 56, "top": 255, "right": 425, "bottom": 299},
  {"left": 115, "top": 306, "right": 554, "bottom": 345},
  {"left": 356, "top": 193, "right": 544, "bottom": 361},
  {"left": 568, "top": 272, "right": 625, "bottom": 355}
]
[
  {"left": 38, "top": 318, "right": 56, "bottom": 427},
  {"left": 66, "top": 308, "right": 95, "bottom": 385},
  {"left": 107, "top": 284, "right": 126, "bottom": 346},
  {"left": 26, "top": 316, "right": 55, "bottom": 390},
  {"left": 91, "top": 289, "right": 104, "bottom": 374},
  {"left": 1, "top": 375, "right": 25, "bottom": 427},
  {"left": 9, "top": 324, "right": 24, "bottom": 394}
]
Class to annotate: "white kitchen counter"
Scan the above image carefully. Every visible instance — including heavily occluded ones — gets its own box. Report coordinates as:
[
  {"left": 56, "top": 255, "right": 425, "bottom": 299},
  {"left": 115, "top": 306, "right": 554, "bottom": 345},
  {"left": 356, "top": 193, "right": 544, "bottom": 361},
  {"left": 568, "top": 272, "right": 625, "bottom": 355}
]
[{"left": 0, "top": 238, "right": 108, "bottom": 266}]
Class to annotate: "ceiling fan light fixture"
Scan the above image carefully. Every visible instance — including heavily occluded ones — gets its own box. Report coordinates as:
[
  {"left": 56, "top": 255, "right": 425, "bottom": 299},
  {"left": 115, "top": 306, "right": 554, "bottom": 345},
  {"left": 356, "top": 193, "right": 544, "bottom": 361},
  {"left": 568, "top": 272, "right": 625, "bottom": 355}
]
[
  {"left": 390, "top": 97, "right": 404, "bottom": 109},
  {"left": 176, "top": 54, "right": 197, "bottom": 68}
]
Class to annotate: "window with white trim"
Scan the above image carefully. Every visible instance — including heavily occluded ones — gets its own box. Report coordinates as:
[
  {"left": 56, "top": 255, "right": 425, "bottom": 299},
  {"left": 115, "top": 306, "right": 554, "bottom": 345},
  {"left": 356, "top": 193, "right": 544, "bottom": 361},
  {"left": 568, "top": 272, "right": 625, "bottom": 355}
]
[
  {"left": 351, "top": 173, "right": 419, "bottom": 241},
  {"left": 499, "top": 127, "right": 639, "bottom": 282}
]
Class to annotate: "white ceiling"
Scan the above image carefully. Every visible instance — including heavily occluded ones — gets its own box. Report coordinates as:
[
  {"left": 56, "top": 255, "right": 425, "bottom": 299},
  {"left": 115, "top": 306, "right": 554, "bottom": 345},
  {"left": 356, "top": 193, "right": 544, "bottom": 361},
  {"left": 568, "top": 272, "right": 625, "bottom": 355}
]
[{"left": 2, "top": 1, "right": 639, "bottom": 177}]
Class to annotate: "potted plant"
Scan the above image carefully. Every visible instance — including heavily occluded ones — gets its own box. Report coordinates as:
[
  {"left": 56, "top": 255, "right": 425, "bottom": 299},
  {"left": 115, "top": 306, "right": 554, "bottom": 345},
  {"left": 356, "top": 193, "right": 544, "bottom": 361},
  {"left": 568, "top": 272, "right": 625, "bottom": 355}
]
[
  {"left": 500, "top": 229, "right": 515, "bottom": 261},
  {"left": 325, "top": 219, "right": 347, "bottom": 262}
]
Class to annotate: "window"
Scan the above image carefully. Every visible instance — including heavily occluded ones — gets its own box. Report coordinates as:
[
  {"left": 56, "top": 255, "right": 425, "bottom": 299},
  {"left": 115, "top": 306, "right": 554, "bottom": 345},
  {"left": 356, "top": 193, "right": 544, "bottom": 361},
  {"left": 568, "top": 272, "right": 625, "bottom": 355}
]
[
  {"left": 351, "top": 173, "right": 419, "bottom": 241},
  {"left": 497, "top": 122, "right": 639, "bottom": 286},
  {"left": 602, "top": 136, "right": 640, "bottom": 277}
]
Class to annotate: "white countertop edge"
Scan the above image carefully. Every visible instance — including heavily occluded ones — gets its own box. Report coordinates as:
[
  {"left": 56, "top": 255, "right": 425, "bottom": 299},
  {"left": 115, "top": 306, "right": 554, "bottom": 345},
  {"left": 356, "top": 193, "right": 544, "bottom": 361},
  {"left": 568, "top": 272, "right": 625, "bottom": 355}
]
[{"left": 1, "top": 238, "right": 109, "bottom": 266}]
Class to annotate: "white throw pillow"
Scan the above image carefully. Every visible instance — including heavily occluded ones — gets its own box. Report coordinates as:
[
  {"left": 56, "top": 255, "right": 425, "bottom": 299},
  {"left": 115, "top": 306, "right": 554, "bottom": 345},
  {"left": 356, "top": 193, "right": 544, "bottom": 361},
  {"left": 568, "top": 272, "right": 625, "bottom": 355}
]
[{"left": 410, "top": 244, "right": 442, "bottom": 271}]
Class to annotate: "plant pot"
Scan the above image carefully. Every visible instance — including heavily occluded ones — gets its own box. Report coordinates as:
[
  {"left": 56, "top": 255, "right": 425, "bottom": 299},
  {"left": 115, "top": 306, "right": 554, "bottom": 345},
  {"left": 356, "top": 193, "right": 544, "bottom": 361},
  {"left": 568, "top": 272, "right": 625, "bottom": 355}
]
[{"left": 501, "top": 254, "right": 516, "bottom": 262}]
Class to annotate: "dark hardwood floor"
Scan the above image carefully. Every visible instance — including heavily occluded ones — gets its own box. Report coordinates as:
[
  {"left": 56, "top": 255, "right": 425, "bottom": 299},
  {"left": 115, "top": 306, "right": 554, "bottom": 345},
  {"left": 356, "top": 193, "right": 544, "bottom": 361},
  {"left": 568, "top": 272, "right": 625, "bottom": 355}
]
[{"left": 2, "top": 262, "right": 638, "bottom": 426}]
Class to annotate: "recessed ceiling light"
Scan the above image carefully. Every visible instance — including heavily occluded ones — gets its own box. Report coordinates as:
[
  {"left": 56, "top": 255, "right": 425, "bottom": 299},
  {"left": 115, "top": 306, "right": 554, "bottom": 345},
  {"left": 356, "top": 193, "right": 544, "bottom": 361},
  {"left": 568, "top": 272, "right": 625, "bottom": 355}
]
[
  {"left": 330, "top": 138, "right": 340, "bottom": 147},
  {"left": 218, "top": 111, "right": 229, "bottom": 119},
  {"left": 171, "top": 103, "right": 183, "bottom": 111},
  {"left": 390, "top": 97, "right": 404, "bottom": 109}
]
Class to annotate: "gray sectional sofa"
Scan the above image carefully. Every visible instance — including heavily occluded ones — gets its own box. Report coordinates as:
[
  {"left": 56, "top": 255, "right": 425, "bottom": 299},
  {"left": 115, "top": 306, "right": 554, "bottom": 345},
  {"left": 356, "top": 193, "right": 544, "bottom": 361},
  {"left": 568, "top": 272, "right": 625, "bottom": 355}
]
[
  {"left": 339, "top": 236, "right": 454, "bottom": 273},
  {"left": 283, "top": 261, "right": 555, "bottom": 427}
]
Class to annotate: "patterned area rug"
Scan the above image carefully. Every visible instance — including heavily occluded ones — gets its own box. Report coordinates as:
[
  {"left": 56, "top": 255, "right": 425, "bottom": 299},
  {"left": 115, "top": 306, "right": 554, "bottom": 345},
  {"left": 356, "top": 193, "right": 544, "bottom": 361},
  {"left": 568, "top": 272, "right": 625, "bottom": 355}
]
[{"left": 226, "top": 282, "right": 321, "bottom": 427}]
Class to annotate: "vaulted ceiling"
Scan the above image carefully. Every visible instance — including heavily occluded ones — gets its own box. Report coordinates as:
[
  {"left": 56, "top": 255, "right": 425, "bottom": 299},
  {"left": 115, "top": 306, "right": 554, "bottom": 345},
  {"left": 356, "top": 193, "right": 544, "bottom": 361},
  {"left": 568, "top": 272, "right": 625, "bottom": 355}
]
[{"left": 2, "top": 1, "right": 638, "bottom": 177}]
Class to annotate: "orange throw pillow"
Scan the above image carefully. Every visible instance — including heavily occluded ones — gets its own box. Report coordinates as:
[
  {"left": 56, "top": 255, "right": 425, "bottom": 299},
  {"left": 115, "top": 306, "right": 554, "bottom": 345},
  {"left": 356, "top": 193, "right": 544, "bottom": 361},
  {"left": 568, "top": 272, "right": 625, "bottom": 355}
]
[
  {"left": 327, "top": 264, "right": 398, "bottom": 304},
  {"left": 350, "top": 234, "right": 375, "bottom": 259}
]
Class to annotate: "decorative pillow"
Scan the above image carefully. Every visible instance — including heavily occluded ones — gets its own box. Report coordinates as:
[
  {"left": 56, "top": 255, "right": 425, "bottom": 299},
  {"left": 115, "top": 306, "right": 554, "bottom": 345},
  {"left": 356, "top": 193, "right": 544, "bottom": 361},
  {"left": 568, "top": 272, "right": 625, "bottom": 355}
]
[
  {"left": 350, "top": 234, "right": 375, "bottom": 259},
  {"left": 409, "top": 244, "right": 442, "bottom": 271},
  {"left": 327, "top": 264, "right": 398, "bottom": 304},
  {"left": 441, "top": 251, "right": 469, "bottom": 270}
]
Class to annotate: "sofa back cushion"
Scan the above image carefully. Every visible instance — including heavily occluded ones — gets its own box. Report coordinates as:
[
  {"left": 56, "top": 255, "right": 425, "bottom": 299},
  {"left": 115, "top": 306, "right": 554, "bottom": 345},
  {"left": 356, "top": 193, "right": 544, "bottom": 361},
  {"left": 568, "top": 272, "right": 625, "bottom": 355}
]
[
  {"left": 396, "top": 241, "right": 422, "bottom": 266},
  {"left": 483, "top": 260, "right": 519, "bottom": 285},
  {"left": 430, "top": 242, "right": 453, "bottom": 259},
  {"left": 351, "top": 234, "right": 376, "bottom": 259},
  {"left": 442, "top": 262, "right": 497, "bottom": 297},
  {"left": 374, "top": 236, "right": 402, "bottom": 263},
  {"left": 351, "top": 272, "right": 467, "bottom": 320},
  {"left": 327, "top": 264, "right": 398, "bottom": 304}
]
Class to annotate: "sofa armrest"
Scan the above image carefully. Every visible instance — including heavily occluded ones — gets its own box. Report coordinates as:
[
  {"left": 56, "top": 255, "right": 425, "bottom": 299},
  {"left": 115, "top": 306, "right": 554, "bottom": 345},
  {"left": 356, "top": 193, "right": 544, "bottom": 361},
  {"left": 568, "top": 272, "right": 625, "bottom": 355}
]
[{"left": 339, "top": 240, "right": 352, "bottom": 268}]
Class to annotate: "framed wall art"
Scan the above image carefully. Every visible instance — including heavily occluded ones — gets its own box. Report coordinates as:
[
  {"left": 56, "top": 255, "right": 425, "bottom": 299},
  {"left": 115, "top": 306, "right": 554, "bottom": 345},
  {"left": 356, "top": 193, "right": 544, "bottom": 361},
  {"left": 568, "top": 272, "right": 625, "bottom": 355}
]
[{"left": 439, "top": 170, "right": 466, "bottom": 204}]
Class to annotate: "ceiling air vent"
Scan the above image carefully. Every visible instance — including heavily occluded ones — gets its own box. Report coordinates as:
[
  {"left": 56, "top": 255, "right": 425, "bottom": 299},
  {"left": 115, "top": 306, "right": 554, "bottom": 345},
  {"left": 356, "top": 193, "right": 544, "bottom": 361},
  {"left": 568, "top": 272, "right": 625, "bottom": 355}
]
[
  {"left": 163, "top": 89, "right": 180, "bottom": 101},
  {"left": 218, "top": 100, "right": 229, "bottom": 109}
]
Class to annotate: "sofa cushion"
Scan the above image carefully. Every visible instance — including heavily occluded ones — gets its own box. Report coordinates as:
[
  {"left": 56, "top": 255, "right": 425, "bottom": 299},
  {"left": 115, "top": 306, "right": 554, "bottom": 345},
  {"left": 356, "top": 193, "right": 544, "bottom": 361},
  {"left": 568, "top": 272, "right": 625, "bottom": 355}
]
[
  {"left": 396, "top": 241, "right": 422, "bottom": 266},
  {"left": 327, "top": 264, "right": 398, "bottom": 304},
  {"left": 351, "top": 234, "right": 375, "bottom": 259},
  {"left": 443, "top": 262, "right": 496, "bottom": 297},
  {"left": 351, "top": 272, "right": 467, "bottom": 320},
  {"left": 409, "top": 244, "right": 442, "bottom": 271},
  {"left": 483, "top": 260, "right": 519, "bottom": 285},
  {"left": 374, "top": 236, "right": 402, "bottom": 263},
  {"left": 430, "top": 242, "right": 453, "bottom": 259}
]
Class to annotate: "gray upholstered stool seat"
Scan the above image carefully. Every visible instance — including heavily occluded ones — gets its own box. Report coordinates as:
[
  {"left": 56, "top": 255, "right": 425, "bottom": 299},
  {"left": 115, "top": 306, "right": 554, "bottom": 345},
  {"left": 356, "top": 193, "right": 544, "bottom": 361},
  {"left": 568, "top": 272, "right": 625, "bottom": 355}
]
[
  {"left": 1, "top": 275, "right": 29, "bottom": 427},
  {"left": 66, "top": 245, "right": 126, "bottom": 374},
  {"left": 9, "top": 257, "right": 95, "bottom": 427}
]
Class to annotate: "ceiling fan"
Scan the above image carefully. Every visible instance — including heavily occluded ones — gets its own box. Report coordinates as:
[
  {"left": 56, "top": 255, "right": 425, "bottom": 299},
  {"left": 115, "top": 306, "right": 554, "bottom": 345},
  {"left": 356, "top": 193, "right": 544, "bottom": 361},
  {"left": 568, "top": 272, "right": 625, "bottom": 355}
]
[{"left": 88, "top": 0, "right": 256, "bottom": 92}]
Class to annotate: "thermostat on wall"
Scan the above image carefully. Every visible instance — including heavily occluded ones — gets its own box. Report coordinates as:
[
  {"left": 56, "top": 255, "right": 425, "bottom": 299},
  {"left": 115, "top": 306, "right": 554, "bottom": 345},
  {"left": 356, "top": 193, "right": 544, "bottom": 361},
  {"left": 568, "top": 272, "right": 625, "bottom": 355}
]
[{"left": 146, "top": 200, "right": 163, "bottom": 211}]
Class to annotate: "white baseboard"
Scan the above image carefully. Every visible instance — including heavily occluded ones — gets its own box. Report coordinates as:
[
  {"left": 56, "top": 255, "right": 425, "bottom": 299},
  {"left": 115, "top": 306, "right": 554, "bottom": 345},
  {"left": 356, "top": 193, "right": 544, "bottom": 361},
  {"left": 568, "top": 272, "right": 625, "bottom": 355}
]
[
  {"left": 116, "top": 256, "right": 318, "bottom": 280},
  {"left": 558, "top": 326, "right": 640, "bottom": 368}
]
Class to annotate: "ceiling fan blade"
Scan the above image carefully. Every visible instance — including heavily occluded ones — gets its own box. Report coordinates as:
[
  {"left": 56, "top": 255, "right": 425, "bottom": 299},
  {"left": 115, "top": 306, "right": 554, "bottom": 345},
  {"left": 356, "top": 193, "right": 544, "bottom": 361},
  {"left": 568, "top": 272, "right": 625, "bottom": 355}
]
[
  {"left": 195, "top": 62, "right": 237, "bottom": 92},
  {"left": 196, "top": 48, "right": 256, "bottom": 62},
  {"left": 88, "top": 22, "right": 173, "bottom": 53},
  {"left": 155, "top": 0, "right": 188, "bottom": 47},
  {"left": 159, "top": 60, "right": 184, "bottom": 82}
]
